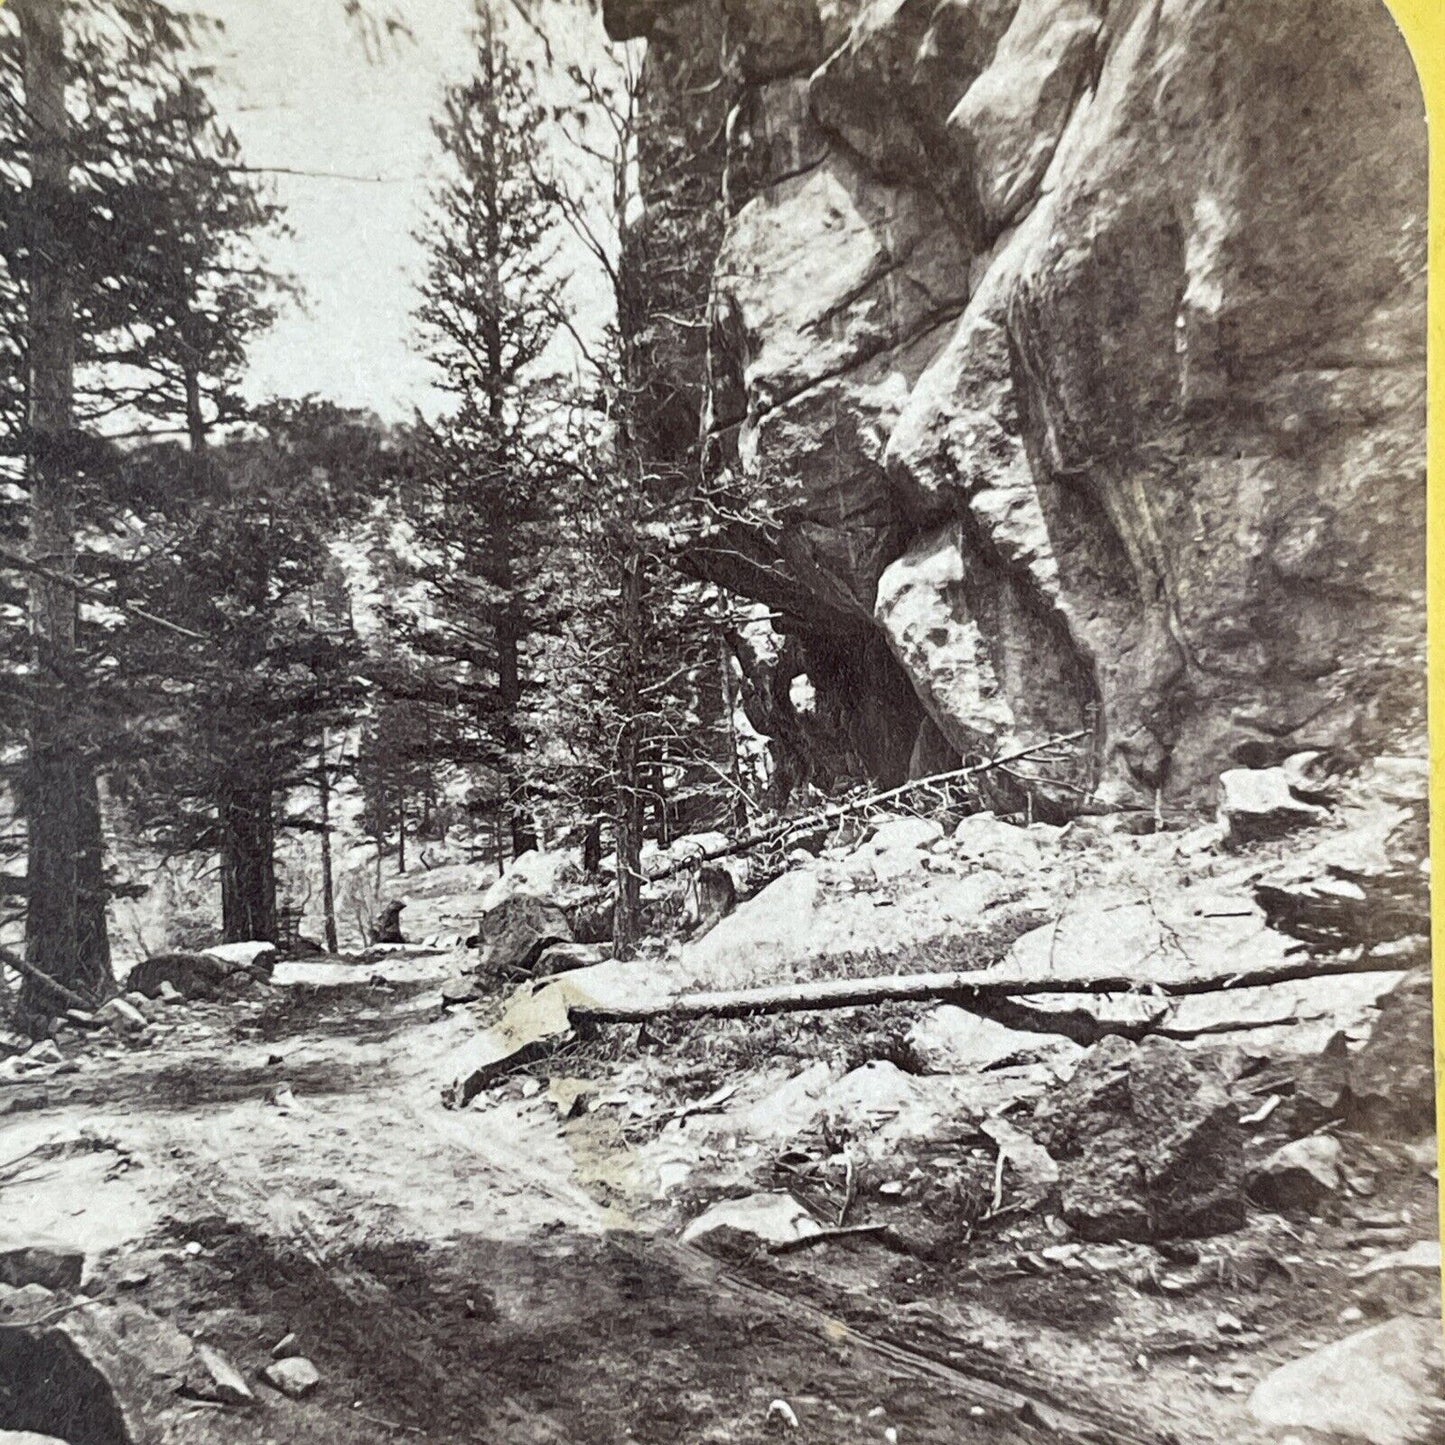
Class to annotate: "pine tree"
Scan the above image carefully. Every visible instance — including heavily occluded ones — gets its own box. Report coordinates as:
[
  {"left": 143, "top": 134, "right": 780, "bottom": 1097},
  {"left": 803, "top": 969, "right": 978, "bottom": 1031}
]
[
  {"left": 114, "top": 403, "right": 387, "bottom": 943},
  {"left": 404, "top": 9, "right": 565, "bottom": 862},
  {"left": 0, "top": 1, "right": 288, "bottom": 1008}
]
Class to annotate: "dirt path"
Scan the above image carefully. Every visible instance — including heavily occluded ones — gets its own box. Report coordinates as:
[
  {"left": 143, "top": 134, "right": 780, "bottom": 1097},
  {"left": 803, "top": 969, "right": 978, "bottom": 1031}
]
[{"left": 0, "top": 965, "right": 1114, "bottom": 1445}]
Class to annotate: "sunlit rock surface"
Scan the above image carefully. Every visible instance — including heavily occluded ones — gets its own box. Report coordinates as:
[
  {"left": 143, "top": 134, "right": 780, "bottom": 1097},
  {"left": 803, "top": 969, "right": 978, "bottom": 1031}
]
[{"left": 609, "top": 0, "right": 1426, "bottom": 804}]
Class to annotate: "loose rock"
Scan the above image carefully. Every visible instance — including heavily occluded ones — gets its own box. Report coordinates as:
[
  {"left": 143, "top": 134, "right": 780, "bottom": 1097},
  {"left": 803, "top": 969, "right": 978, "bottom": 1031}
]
[
  {"left": 203, "top": 941, "right": 278, "bottom": 977},
  {"left": 185, "top": 1343, "right": 255, "bottom": 1405},
  {"left": 440, "top": 974, "right": 480, "bottom": 1007},
  {"left": 96, "top": 999, "right": 151, "bottom": 1036},
  {"left": 1248, "top": 1135, "right": 1342, "bottom": 1212},
  {"left": 533, "top": 942, "right": 607, "bottom": 977},
  {"left": 1038, "top": 1036, "right": 1245, "bottom": 1241},
  {"left": 1218, "top": 767, "right": 1330, "bottom": 846},
  {"left": 15, "top": 1041, "right": 63, "bottom": 1072},
  {"left": 262, "top": 1355, "right": 321, "bottom": 1398},
  {"left": 1351, "top": 1239, "right": 1442, "bottom": 1279},
  {"left": 681, "top": 1194, "right": 821, "bottom": 1255}
]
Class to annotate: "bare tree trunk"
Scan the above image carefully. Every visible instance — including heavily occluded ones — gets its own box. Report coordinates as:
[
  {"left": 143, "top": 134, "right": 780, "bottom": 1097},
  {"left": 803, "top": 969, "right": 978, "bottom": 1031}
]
[
  {"left": 497, "top": 607, "right": 536, "bottom": 859},
  {"left": 17, "top": 0, "right": 112, "bottom": 1019},
  {"left": 613, "top": 725, "right": 644, "bottom": 960},
  {"left": 613, "top": 555, "right": 645, "bottom": 960},
  {"left": 318, "top": 731, "right": 339, "bottom": 954},
  {"left": 716, "top": 621, "right": 748, "bottom": 831},
  {"left": 219, "top": 783, "right": 277, "bottom": 943},
  {"left": 647, "top": 759, "right": 671, "bottom": 849},
  {"left": 582, "top": 814, "right": 603, "bottom": 876}
]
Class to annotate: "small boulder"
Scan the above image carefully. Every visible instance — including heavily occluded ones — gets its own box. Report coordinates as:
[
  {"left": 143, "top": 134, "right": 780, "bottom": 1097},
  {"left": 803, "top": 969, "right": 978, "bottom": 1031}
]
[
  {"left": 95, "top": 998, "right": 147, "bottom": 1036},
  {"left": 0, "top": 1238, "right": 84, "bottom": 1292},
  {"left": 123, "top": 992, "right": 164, "bottom": 1023},
  {"left": 865, "top": 816, "right": 945, "bottom": 855},
  {"left": 1218, "top": 766, "right": 1330, "bottom": 846},
  {"left": 533, "top": 942, "right": 607, "bottom": 977},
  {"left": 1248, "top": 1135, "right": 1341, "bottom": 1211},
  {"left": 203, "top": 941, "right": 277, "bottom": 979},
  {"left": 371, "top": 901, "right": 406, "bottom": 946},
  {"left": 478, "top": 894, "right": 573, "bottom": 979},
  {"left": 1039, "top": 1036, "right": 1245, "bottom": 1241},
  {"left": 1346, "top": 972, "right": 1436, "bottom": 1139},
  {"left": 949, "top": 813, "right": 1048, "bottom": 874},
  {"left": 1249, "top": 1315, "right": 1442, "bottom": 1445},
  {"left": 19, "top": 1040, "right": 63, "bottom": 1070},
  {"left": 262, "top": 1356, "right": 320, "bottom": 1399},
  {"left": 681, "top": 1194, "right": 821, "bottom": 1256},
  {"left": 907, "top": 1005, "right": 1082, "bottom": 1075},
  {"left": 1352, "top": 1239, "right": 1442, "bottom": 1279},
  {"left": 440, "top": 974, "right": 480, "bottom": 1008},
  {"left": 125, "top": 953, "right": 230, "bottom": 1001}
]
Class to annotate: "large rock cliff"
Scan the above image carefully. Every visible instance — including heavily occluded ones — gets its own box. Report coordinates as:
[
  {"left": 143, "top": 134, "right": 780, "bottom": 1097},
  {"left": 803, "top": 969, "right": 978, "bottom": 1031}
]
[{"left": 606, "top": 0, "right": 1427, "bottom": 810}]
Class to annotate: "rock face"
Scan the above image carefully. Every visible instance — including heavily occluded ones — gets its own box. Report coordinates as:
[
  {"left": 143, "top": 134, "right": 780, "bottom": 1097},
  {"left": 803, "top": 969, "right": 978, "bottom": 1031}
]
[{"left": 606, "top": 0, "right": 1426, "bottom": 805}]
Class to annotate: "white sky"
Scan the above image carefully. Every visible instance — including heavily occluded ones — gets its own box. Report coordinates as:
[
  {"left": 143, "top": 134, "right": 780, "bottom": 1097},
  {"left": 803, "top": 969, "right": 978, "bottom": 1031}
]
[{"left": 195, "top": 0, "right": 622, "bottom": 422}]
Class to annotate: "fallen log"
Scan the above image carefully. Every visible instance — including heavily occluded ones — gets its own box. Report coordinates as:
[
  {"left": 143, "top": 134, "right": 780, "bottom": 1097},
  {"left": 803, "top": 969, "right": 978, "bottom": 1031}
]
[
  {"left": 644, "top": 730, "right": 1089, "bottom": 884},
  {"left": 936, "top": 994, "right": 1303, "bottom": 1045},
  {"left": 0, "top": 945, "right": 96, "bottom": 1014},
  {"left": 767, "top": 1222, "right": 890, "bottom": 1255},
  {"left": 443, "top": 950, "right": 1410, "bottom": 1106},
  {"left": 565, "top": 949, "right": 1409, "bottom": 1024}
]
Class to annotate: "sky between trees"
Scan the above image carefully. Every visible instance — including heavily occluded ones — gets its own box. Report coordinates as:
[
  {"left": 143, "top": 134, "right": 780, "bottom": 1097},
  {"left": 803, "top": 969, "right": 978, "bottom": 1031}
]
[{"left": 195, "top": 0, "right": 622, "bottom": 421}]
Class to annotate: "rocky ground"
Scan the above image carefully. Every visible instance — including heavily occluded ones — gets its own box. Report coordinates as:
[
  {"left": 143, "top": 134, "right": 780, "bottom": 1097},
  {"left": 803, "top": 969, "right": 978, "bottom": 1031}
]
[{"left": 0, "top": 758, "right": 1439, "bottom": 1444}]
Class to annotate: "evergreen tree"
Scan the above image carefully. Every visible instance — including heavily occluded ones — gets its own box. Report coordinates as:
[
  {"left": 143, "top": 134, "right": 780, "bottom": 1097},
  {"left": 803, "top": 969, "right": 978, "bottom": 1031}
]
[
  {"left": 0, "top": 4, "right": 228, "bottom": 1011},
  {"left": 403, "top": 9, "right": 565, "bottom": 861},
  {"left": 0, "top": 1, "right": 292, "bottom": 1009},
  {"left": 112, "top": 402, "right": 386, "bottom": 943}
]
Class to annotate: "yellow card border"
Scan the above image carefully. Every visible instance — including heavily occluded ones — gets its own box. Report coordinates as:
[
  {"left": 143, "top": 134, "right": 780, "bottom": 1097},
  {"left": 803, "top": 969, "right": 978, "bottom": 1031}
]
[{"left": 1382, "top": 1, "right": 1445, "bottom": 1255}]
